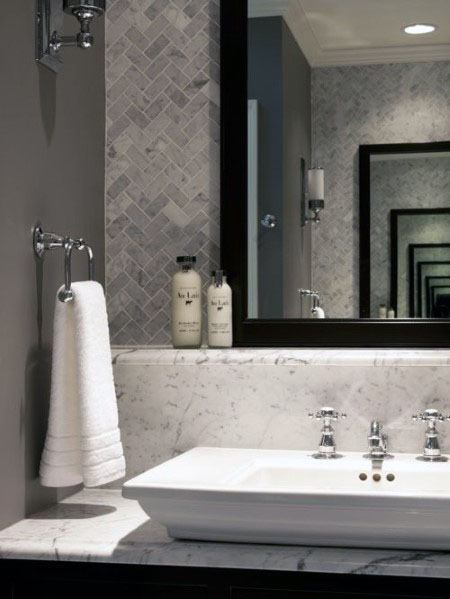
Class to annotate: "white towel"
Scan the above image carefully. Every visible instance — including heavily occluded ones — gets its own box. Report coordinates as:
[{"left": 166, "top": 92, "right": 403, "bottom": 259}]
[{"left": 40, "top": 281, "right": 126, "bottom": 488}]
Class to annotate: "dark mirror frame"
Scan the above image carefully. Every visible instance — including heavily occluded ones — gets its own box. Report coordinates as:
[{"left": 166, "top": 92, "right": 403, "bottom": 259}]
[{"left": 220, "top": 0, "right": 450, "bottom": 347}]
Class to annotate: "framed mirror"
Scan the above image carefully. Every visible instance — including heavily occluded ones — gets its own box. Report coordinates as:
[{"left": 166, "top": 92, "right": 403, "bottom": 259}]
[{"left": 220, "top": 1, "right": 450, "bottom": 347}]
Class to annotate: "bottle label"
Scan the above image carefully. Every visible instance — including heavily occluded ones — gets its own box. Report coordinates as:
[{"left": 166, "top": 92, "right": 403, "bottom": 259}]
[
  {"left": 209, "top": 294, "right": 231, "bottom": 337},
  {"left": 210, "top": 298, "right": 230, "bottom": 310},
  {"left": 174, "top": 287, "right": 201, "bottom": 333}
]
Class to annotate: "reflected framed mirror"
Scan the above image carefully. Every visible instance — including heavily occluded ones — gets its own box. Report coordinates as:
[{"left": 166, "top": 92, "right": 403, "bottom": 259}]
[
  {"left": 360, "top": 157, "right": 450, "bottom": 318},
  {"left": 220, "top": 1, "right": 450, "bottom": 347},
  {"left": 407, "top": 242, "right": 450, "bottom": 317}
]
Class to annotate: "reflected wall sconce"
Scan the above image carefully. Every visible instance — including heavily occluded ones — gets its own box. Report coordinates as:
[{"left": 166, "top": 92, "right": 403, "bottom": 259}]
[
  {"left": 36, "top": 0, "right": 106, "bottom": 73},
  {"left": 301, "top": 160, "right": 325, "bottom": 226}
]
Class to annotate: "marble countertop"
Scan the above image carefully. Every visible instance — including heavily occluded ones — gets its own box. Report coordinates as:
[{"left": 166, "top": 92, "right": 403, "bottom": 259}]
[
  {"left": 1, "top": 489, "right": 450, "bottom": 578},
  {"left": 112, "top": 347, "right": 450, "bottom": 367}
]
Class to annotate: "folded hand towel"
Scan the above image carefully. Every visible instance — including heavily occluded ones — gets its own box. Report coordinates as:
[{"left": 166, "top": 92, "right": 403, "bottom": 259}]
[{"left": 40, "top": 281, "right": 126, "bottom": 488}]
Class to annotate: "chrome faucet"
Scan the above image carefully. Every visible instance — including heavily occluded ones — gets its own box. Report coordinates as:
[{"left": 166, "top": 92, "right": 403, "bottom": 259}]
[
  {"left": 363, "top": 420, "right": 393, "bottom": 461},
  {"left": 299, "top": 289, "right": 323, "bottom": 318},
  {"left": 309, "top": 407, "right": 346, "bottom": 459},
  {"left": 412, "top": 409, "right": 450, "bottom": 462}
]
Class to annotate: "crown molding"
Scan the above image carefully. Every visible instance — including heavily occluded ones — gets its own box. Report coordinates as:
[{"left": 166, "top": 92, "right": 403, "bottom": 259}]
[
  {"left": 248, "top": 0, "right": 290, "bottom": 18},
  {"left": 312, "top": 44, "right": 450, "bottom": 67},
  {"left": 248, "top": 0, "right": 320, "bottom": 66},
  {"left": 248, "top": 0, "right": 450, "bottom": 67}
]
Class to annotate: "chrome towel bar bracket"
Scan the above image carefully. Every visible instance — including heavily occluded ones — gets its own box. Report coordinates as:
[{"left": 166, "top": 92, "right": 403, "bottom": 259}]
[{"left": 33, "top": 223, "right": 95, "bottom": 303}]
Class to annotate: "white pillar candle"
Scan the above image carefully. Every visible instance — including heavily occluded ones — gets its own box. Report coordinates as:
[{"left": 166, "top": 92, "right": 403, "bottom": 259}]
[{"left": 308, "top": 168, "right": 325, "bottom": 200}]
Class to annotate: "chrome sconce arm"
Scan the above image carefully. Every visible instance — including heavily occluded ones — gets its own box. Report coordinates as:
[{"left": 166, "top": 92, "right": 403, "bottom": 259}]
[{"left": 36, "top": 0, "right": 106, "bottom": 73}]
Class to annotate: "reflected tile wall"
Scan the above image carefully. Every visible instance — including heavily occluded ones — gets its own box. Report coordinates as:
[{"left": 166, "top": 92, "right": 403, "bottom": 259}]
[
  {"left": 106, "top": 0, "right": 220, "bottom": 345},
  {"left": 371, "top": 158, "right": 450, "bottom": 317},
  {"left": 312, "top": 61, "right": 450, "bottom": 318}
]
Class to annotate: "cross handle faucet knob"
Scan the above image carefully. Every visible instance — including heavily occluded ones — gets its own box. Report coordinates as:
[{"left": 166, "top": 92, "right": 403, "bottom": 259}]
[
  {"left": 309, "top": 407, "right": 346, "bottom": 421},
  {"left": 412, "top": 408, "right": 450, "bottom": 462},
  {"left": 412, "top": 409, "right": 450, "bottom": 423},
  {"left": 308, "top": 407, "right": 346, "bottom": 460}
]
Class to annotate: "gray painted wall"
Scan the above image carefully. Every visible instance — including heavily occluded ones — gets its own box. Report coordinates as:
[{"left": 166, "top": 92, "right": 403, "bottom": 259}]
[
  {"left": 0, "top": 5, "right": 105, "bottom": 529},
  {"left": 312, "top": 61, "right": 450, "bottom": 318},
  {"left": 281, "top": 20, "right": 311, "bottom": 318},
  {"left": 241, "top": 17, "right": 312, "bottom": 319},
  {"left": 248, "top": 17, "right": 284, "bottom": 318}
]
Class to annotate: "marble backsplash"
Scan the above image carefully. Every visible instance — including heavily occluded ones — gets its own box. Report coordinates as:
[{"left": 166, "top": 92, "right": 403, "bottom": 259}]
[{"left": 112, "top": 348, "right": 450, "bottom": 480}]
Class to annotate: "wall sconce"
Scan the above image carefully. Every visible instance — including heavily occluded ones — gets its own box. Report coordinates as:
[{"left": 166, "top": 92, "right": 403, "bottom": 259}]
[
  {"left": 36, "top": 0, "right": 105, "bottom": 73},
  {"left": 301, "top": 160, "right": 325, "bottom": 226}
]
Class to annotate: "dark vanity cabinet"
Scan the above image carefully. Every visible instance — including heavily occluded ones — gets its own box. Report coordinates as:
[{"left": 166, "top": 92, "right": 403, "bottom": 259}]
[{"left": 2, "top": 561, "right": 450, "bottom": 599}]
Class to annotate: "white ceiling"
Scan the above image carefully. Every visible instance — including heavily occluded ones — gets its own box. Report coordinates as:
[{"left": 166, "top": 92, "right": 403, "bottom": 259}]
[{"left": 249, "top": 0, "right": 450, "bottom": 66}]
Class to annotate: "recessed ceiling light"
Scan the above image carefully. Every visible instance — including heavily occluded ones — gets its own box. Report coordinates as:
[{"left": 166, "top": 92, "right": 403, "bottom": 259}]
[{"left": 403, "top": 23, "right": 437, "bottom": 35}]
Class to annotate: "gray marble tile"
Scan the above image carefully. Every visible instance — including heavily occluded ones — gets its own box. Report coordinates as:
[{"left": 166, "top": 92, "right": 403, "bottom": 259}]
[
  {"left": 106, "top": 0, "right": 220, "bottom": 345},
  {"left": 110, "top": 348, "right": 450, "bottom": 480}
]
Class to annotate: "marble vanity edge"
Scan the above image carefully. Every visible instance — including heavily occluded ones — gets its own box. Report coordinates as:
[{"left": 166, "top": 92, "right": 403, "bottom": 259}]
[
  {"left": 111, "top": 347, "right": 450, "bottom": 367},
  {"left": 2, "top": 490, "right": 450, "bottom": 579}
]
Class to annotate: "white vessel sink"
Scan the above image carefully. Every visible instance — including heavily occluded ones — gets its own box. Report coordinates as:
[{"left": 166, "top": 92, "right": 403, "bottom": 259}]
[{"left": 122, "top": 447, "right": 450, "bottom": 550}]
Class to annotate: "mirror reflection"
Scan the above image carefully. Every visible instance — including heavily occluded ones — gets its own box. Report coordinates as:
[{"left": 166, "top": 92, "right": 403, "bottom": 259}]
[{"left": 247, "top": 0, "right": 450, "bottom": 320}]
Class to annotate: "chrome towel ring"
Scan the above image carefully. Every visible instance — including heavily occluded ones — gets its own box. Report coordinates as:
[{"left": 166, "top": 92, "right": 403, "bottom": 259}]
[{"left": 33, "top": 223, "right": 95, "bottom": 303}]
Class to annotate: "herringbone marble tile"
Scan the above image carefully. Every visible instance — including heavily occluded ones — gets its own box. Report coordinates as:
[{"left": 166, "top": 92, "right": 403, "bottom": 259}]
[
  {"left": 312, "top": 62, "right": 450, "bottom": 318},
  {"left": 105, "top": 0, "right": 220, "bottom": 345},
  {"left": 370, "top": 158, "right": 450, "bottom": 317}
]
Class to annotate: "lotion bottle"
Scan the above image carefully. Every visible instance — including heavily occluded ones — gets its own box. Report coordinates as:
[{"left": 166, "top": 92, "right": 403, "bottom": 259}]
[
  {"left": 207, "top": 270, "right": 232, "bottom": 348},
  {"left": 171, "top": 256, "right": 202, "bottom": 348}
]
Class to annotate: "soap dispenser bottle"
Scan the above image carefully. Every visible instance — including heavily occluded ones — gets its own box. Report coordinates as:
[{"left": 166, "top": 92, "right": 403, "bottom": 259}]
[
  {"left": 207, "top": 270, "right": 233, "bottom": 348},
  {"left": 171, "top": 256, "right": 202, "bottom": 348}
]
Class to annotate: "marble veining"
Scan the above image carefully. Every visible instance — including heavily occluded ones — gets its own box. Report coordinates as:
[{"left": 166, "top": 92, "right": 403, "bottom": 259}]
[
  {"left": 1, "top": 489, "right": 450, "bottom": 578},
  {"left": 111, "top": 348, "right": 450, "bottom": 481},
  {"left": 112, "top": 347, "right": 450, "bottom": 366}
]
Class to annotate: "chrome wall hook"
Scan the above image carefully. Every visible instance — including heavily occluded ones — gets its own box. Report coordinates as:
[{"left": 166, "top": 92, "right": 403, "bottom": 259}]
[
  {"left": 33, "top": 223, "right": 95, "bottom": 303},
  {"left": 58, "top": 240, "right": 75, "bottom": 303}
]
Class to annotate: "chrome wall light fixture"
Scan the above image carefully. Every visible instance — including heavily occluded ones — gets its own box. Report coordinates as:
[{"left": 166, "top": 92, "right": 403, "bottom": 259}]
[
  {"left": 301, "top": 159, "right": 325, "bottom": 226},
  {"left": 36, "top": 0, "right": 106, "bottom": 73}
]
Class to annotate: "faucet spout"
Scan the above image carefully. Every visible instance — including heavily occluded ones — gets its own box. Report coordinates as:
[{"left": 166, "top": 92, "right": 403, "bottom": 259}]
[{"left": 363, "top": 420, "right": 393, "bottom": 461}]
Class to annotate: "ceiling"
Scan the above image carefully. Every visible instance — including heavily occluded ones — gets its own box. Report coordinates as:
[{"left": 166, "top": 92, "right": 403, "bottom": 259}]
[{"left": 248, "top": 0, "right": 450, "bottom": 66}]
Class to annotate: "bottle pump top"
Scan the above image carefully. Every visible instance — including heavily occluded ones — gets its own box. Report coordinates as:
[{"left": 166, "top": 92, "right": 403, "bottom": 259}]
[
  {"left": 211, "top": 270, "right": 226, "bottom": 287},
  {"left": 177, "top": 256, "right": 196, "bottom": 264}
]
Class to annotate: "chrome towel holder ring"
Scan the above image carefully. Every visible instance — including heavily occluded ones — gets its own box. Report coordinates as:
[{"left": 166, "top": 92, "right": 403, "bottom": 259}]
[{"left": 33, "top": 223, "right": 95, "bottom": 303}]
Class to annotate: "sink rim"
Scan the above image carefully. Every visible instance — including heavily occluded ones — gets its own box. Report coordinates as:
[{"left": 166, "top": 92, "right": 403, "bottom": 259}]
[{"left": 123, "top": 447, "right": 450, "bottom": 503}]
